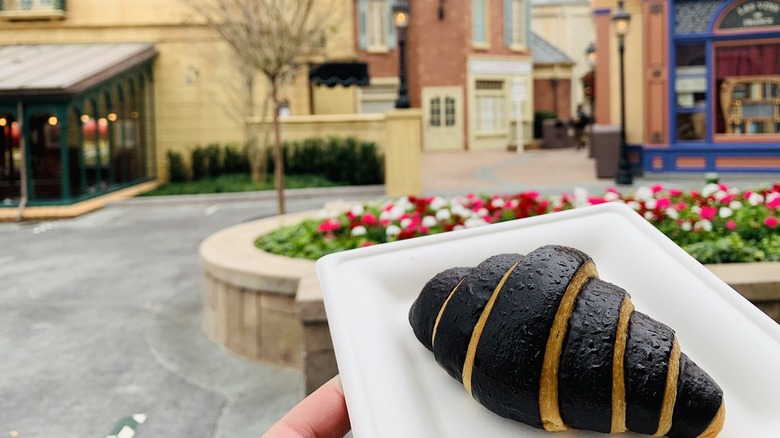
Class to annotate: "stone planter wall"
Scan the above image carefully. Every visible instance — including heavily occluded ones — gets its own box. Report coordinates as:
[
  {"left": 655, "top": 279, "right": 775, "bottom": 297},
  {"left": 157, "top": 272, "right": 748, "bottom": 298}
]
[
  {"left": 199, "top": 211, "right": 337, "bottom": 394},
  {"left": 201, "top": 215, "right": 780, "bottom": 396}
]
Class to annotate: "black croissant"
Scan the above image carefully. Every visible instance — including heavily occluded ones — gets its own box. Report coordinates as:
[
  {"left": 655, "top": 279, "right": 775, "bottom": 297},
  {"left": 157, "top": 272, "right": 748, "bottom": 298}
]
[{"left": 409, "top": 245, "right": 724, "bottom": 437}]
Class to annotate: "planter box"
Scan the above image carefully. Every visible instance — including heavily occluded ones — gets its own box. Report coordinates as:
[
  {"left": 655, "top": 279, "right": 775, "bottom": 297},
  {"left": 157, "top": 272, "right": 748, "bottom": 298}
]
[{"left": 201, "top": 216, "right": 780, "bottom": 395}]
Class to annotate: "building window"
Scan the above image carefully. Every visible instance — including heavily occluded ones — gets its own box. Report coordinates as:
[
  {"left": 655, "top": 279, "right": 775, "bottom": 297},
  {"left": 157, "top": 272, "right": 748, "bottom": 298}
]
[
  {"left": 472, "top": 0, "right": 489, "bottom": 47},
  {"left": 445, "top": 97, "right": 456, "bottom": 126},
  {"left": 359, "top": 78, "right": 399, "bottom": 114},
  {"left": 675, "top": 42, "right": 707, "bottom": 142},
  {"left": 511, "top": 0, "right": 525, "bottom": 47},
  {"left": 475, "top": 80, "right": 506, "bottom": 132},
  {"left": 430, "top": 98, "right": 442, "bottom": 126},
  {"left": 715, "top": 42, "right": 780, "bottom": 136},
  {"left": 367, "top": 0, "right": 388, "bottom": 50}
]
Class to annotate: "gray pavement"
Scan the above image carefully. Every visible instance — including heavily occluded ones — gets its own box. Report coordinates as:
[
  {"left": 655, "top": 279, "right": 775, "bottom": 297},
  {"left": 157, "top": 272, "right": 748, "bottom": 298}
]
[
  {"left": 1, "top": 151, "right": 777, "bottom": 437},
  {"left": 0, "top": 188, "right": 380, "bottom": 438}
]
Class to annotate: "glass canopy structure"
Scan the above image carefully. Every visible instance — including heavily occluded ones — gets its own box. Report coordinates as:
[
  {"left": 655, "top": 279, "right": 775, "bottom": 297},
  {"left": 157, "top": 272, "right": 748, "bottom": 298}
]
[{"left": 0, "top": 43, "right": 157, "bottom": 206}]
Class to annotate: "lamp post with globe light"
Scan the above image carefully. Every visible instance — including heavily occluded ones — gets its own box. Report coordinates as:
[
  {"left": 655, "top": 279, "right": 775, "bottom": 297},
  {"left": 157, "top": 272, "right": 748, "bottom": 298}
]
[
  {"left": 613, "top": 1, "right": 632, "bottom": 185},
  {"left": 392, "top": 0, "right": 411, "bottom": 109}
]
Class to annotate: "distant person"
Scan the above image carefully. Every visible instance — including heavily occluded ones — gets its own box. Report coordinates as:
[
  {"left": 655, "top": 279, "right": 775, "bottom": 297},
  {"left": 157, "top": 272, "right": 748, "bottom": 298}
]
[{"left": 573, "top": 104, "right": 591, "bottom": 150}]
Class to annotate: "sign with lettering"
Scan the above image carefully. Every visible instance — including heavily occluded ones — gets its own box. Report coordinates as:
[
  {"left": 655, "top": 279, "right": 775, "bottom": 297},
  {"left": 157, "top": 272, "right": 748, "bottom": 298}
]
[{"left": 720, "top": 1, "right": 780, "bottom": 29}]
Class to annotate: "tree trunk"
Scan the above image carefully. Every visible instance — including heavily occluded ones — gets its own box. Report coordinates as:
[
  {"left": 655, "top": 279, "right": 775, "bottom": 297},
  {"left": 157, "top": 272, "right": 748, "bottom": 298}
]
[
  {"left": 243, "top": 65, "right": 267, "bottom": 184},
  {"left": 271, "top": 77, "right": 286, "bottom": 214}
]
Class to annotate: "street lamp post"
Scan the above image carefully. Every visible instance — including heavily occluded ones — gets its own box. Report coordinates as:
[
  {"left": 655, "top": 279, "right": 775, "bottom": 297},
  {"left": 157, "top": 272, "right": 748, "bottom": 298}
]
[
  {"left": 393, "top": 0, "right": 411, "bottom": 109},
  {"left": 613, "top": 1, "right": 632, "bottom": 185}
]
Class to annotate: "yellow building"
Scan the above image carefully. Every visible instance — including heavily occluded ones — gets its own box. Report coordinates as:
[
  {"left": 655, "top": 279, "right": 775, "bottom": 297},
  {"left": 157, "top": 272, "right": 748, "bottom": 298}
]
[{"left": 0, "top": 0, "right": 358, "bottom": 207}]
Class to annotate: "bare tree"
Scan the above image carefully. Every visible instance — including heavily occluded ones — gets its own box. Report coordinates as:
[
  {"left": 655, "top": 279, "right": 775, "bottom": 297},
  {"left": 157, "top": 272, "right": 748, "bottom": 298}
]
[{"left": 185, "top": 0, "right": 338, "bottom": 214}]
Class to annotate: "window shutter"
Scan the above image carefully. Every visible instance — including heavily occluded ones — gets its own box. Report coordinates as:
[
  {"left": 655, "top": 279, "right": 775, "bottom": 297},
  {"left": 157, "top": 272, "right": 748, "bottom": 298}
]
[
  {"left": 504, "top": 0, "right": 513, "bottom": 47},
  {"left": 358, "top": 0, "right": 368, "bottom": 49},
  {"left": 386, "top": 0, "right": 397, "bottom": 49}
]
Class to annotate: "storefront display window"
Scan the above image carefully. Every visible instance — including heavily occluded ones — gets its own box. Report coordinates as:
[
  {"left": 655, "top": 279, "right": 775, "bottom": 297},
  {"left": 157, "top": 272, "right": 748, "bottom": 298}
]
[
  {"left": 675, "top": 43, "right": 707, "bottom": 141},
  {"left": 715, "top": 42, "right": 780, "bottom": 136}
]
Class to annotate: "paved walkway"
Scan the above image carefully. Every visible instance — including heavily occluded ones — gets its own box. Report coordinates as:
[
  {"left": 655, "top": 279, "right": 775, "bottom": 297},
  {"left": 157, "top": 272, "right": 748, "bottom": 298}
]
[{"left": 0, "top": 151, "right": 777, "bottom": 437}]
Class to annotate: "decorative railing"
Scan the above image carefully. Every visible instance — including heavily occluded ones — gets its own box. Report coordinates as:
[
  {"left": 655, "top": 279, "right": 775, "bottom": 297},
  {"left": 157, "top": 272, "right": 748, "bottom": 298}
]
[{"left": 0, "top": 0, "right": 66, "bottom": 20}]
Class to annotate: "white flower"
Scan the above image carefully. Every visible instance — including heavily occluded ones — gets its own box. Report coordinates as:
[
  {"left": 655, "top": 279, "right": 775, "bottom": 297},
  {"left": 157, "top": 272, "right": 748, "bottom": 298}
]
[
  {"left": 350, "top": 204, "right": 364, "bottom": 216},
  {"left": 390, "top": 205, "right": 406, "bottom": 220},
  {"left": 453, "top": 225, "right": 465, "bottom": 231},
  {"left": 681, "top": 222, "right": 692, "bottom": 231},
  {"left": 748, "top": 192, "right": 764, "bottom": 206},
  {"left": 574, "top": 187, "right": 589, "bottom": 203},
  {"left": 351, "top": 225, "right": 367, "bottom": 236},
  {"left": 665, "top": 208, "right": 679, "bottom": 220},
  {"left": 430, "top": 196, "right": 447, "bottom": 211},
  {"left": 435, "top": 209, "right": 451, "bottom": 221},
  {"left": 476, "top": 208, "right": 489, "bottom": 217},
  {"left": 645, "top": 199, "right": 657, "bottom": 210},
  {"left": 400, "top": 218, "right": 413, "bottom": 229},
  {"left": 644, "top": 211, "right": 655, "bottom": 220},
  {"left": 464, "top": 217, "right": 488, "bottom": 228},
  {"left": 702, "top": 183, "right": 720, "bottom": 198},
  {"left": 386, "top": 225, "right": 401, "bottom": 237},
  {"left": 509, "top": 199, "right": 520, "bottom": 208},
  {"left": 422, "top": 215, "right": 438, "bottom": 227},
  {"left": 691, "top": 205, "right": 702, "bottom": 214},
  {"left": 634, "top": 186, "right": 653, "bottom": 201},
  {"left": 719, "top": 207, "right": 733, "bottom": 219},
  {"left": 491, "top": 198, "right": 505, "bottom": 208},
  {"left": 697, "top": 220, "right": 713, "bottom": 232},
  {"left": 627, "top": 201, "right": 641, "bottom": 211},
  {"left": 549, "top": 195, "right": 563, "bottom": 207},
  {"left": 767, "top": 192, "right": 780, "bottom": 203},
  {"left": 604, "top": 191, "right": 620, "bottom": 202},
  {"left": 380, "top": 211, "right": 390, "bottom": 221},
  {"left": 729, "top": 201, "right": 743, "bottom": 210},
  {"left": 714, "top": 190, "right": 727, "bottom": 201}
]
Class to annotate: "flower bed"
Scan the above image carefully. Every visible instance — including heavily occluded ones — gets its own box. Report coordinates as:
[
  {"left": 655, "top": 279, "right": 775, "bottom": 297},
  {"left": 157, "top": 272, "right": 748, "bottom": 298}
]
[{"left": 256, "top": 183, "right": 780, "bottom": 264}]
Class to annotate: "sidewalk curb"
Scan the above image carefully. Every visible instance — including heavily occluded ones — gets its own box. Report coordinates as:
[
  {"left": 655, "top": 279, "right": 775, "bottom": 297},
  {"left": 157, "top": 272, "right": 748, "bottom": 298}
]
[{"left": 113, "top": 185, "right": 386, "bottom": 206}]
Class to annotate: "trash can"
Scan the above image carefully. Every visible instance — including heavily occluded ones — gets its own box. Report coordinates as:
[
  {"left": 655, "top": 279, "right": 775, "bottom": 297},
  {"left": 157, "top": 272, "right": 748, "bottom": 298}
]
[
  {"left": 541, "top": 119, "right": 575, "bottom": 149},
  {"left": 591, "top": 124, "right": 621, "bottom": 178}
]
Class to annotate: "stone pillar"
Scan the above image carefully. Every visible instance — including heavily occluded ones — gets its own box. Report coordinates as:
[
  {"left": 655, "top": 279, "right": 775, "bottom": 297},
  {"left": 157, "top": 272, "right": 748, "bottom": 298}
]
[{"left": 384, "top": 109, "right": 422, "bottom": 197}]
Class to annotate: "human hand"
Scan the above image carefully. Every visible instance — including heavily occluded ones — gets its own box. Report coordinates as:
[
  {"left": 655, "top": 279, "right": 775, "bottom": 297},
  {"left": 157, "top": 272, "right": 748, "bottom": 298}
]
[{"left": 263, "top": 375, "right": 351, "bottom": 438}]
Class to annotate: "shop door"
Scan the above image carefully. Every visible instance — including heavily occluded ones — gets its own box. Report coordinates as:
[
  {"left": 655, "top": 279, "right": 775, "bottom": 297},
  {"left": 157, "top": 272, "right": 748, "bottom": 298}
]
[{"left": 422, "top": 87, "right": 464, "bottom": 151}]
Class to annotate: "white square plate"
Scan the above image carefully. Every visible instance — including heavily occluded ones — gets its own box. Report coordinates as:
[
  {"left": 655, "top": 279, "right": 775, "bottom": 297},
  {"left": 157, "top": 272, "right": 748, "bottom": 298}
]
[{"left": 316, "top": 203, "right": 780, "bottom": 437}]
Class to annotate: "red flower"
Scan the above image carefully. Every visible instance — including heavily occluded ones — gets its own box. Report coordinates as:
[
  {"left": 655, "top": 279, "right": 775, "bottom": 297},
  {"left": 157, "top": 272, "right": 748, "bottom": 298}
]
[
  {"left": 360, "top": 241, "right": 375, "bottom": 247},
  {"left": 317, "top": 218, "right": 341, "bottom": 233},
  {"left": 765, "top": 217, "right": 779, "bottom": 228},
  {"left": 726, "top": 220, "right": 737, "bottom": 230},
  {"left": 379, "top": 218, "right": 390, "bottom": 226},
  {"left": 361, "top": 213, "right": 378, "bottom": 225},
  {"left": 700, "top": 206, "right": 717, "bottom": 221},
  {"left": 669, "top": 188, "right": 683, "bottom": 197}
]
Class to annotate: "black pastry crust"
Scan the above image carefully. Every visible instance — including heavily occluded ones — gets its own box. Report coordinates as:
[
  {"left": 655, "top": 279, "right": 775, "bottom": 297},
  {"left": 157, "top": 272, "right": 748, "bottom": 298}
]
[
  {"left": 667, "top": 354, "right": 724, "bottom": 438},
  {"left": 409, "top": 266, "right": 473, "bottom": 351}
]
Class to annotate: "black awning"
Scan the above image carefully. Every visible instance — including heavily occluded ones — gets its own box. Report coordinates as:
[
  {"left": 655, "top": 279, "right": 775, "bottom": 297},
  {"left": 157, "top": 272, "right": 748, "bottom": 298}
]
[{"left": 309, "top": 62, "right": 370, "bottom": 87}]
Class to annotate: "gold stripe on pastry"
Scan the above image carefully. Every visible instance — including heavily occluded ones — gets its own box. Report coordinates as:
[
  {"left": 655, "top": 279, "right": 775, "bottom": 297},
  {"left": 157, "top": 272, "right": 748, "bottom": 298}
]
[
  {"left": 431, "top": 277, "right": 466, "bottom": 348},
  {"left": 540, "top": 261, "right": 598, "bottom": 432},
  {"left": 655, "top": 337, "right": 681, "bottom": 436},
  {"left": 462, "top": 260, "right": 522, "bottom": 395},
  {"left": 611, "top": 296, "right": 634, "bottom": 433},
  {"left": 697, "top": 401, "right": 726, "bottom": 438}
]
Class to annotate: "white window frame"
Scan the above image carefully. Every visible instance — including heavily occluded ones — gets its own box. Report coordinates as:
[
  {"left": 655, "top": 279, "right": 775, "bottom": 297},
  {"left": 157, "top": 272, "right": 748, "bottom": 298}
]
[
  {"left": 472, "top": 0, "right": 490, "bottom": 49},
  {"left": 474, "top": 80, "right": 507, "bottom": 134},
  {"left": 367, "top": 0, "right": 388, "bottom": 52},
  {"left": 510, "top": 0, "right": 526, "bottom": 49}
]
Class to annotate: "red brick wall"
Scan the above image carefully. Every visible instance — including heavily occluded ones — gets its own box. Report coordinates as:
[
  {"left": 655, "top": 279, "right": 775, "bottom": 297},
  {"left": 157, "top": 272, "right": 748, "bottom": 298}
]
[{"left": 534, "top": 78, "right": 572, "bottom": 120}]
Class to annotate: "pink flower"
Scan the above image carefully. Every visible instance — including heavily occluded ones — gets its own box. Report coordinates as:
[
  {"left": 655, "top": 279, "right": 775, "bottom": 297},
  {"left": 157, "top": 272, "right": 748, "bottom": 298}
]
[
  {"left": 525, "top": 191, "right": 540, "bottom": 199},
  {"left": 765, "top": 217, "right": 779, "bottom": 228},
  {"left": 651, "top": 184, "right": 664, "bottom": 194},
  {"left": 743, "top": 191, "right": 753, "bottom": 200},
  {"left": 726, "top": 220, "right": 737, "bottom": 230},
  {"left": 676, "top": 202, "right": 688, "bottom": 211},
  {"left": 588, "top": 197, "right": 607, "bottom": 205},
  {"left": 700, "top": 206, "right": 717, "bottom": 221},
  {"left": 382, "top": 203, "right": 393, "bottom": 211},
  {"left": 317, "top": 218, "right": 341, "bottom": 233},
  {"left": 656, "top": 197, "right": 671, "bottom": 210},
  {"left": 379, "top": 218, "right": 391, "bottom": 226},
  {"left": 768, "top": 198, "right": 780, "bottom": 209},
  {"left": 418, "top": 226, "right": 429, "bottom": 234},
  {"left": 669, "top": 188, "right": 683, "bottom": 197},
  {"left": 719, "top": 183, "right": 729, "bottom": 191},
  {"left": 361, "top": 213, "right": 378, "bottom": 225},
  {"left": 721, "top": 194, "right": 735, "bottom": 205},
  {"left": 360, "top": 241, "right": 375, "bottom": 247},
  {"left": 346, "top": 211, "right": 356, "bottom": 220}
]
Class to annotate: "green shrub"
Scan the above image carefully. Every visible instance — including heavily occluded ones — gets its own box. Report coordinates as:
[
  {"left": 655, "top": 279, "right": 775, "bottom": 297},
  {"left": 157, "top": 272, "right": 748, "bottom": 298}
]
[
  {"left": 266, "top": 136, "right": 384, "bottom": 185},
  {"left": 191, "top": 146, "right": 208, "bottom": 181},
  {"left": 223, "top": 143, "right": 250, "bottom": 174},
  {"left": 166, "top": 150, "right": 188, "bottom": 183},
  {"left": 205, "top": 144, "right": 222, "bottom": 178}
]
